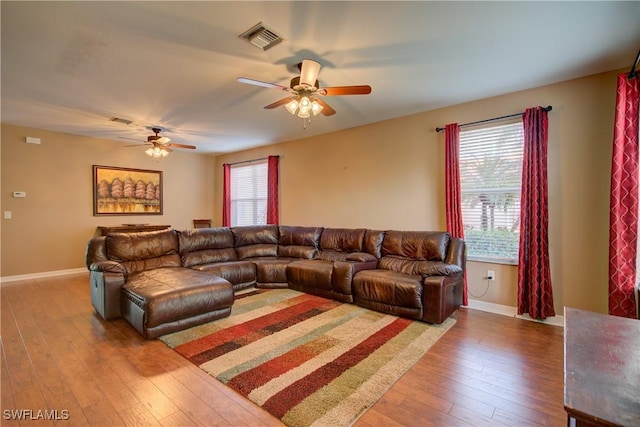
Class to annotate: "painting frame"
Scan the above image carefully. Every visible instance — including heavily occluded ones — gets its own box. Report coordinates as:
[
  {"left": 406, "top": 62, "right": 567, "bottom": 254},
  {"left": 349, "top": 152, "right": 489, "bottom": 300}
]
[{"left": 93, "top": 165, "right": 163, "bottom": 216}]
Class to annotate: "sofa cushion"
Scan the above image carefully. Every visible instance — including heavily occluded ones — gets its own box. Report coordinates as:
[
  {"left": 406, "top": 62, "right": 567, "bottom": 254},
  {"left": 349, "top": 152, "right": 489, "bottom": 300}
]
[
  {"left": 232, "top": 225, "right": 279, "bottom": 259},
  {"left": 190, "top": 260, "right": 256, "bottom": 288},
  {"left": 178, "top": 227, "right": 234, "bottom": 252},
  {"left": 279, "top": 226, "right": 323, "bottom": 246},
  {"left": 287, "top": 259, "right": 333, "bottom": 290},
  {"left": 278, "top": 245, "right": 317, "bottom": 259},
  {"left": 353, "top": 270, "right": 423, "bottom": 309},
  {"left": 382, "top": 230, "right": 450, "bottom": 261},
  {"left": 107, "top": 229, "right": 179, "bottom": 261},
  {"left": 252, "top": 258, "right": 293, "bottom": 284},
  {"left": 181, "top": 247, "right": 237, "bottom": 268},
  {"left": 277, "top": 226, "right": 322, "bottom": 259},
  {"left": 363, "top": 230, "right": 385, "bottom": 258},
  {"left": 106, "top": 229, "right": 181, "bottom": 274},
  {"left": 378, "top": 255, "right": 462, "bottom": 276},
  {"left": 318, "top": 250, "right": 376, "bottom": 262},
  {"left": 320, "top": 228, "right": 366, "bottom": 252},
  {"left": 177, "top": 228, "right": 237, "bottom": 267},
  {"left": 232, "top": 225, "right": 279, "bottom": 246}
]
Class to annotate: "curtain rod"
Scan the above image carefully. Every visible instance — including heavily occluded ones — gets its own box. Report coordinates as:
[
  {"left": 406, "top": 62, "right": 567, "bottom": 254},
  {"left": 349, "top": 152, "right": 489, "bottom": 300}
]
[
  {"left": 435, "top": 106, "right": 552, "bottom": 133},
  {"left": 628, "top": 48, "right": 640, "bottom": 78},
  {"left": 224, "top": 155, "right": 278, "bottom": 166}
]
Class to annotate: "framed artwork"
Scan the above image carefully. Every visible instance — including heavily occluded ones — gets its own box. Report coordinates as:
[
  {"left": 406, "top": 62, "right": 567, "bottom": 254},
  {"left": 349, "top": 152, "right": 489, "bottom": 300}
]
[{"left": 93, "top": 165, "right": 163, "bottom": 216}]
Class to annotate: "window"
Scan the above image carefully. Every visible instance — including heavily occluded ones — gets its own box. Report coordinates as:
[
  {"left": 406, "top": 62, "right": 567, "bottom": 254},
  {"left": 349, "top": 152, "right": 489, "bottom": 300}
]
[
  {"left": 230, "top": 160, "right": 267, "bottom": 226},
  {"left": 459, "top": 122, "right": 524, "bottom": 264}
]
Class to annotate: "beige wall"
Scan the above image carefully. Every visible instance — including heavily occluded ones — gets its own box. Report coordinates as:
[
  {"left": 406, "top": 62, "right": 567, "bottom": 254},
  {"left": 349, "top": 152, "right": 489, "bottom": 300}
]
[
  {"left": 1, "top": 124, "right": 216, "bottom": 277},
  {"left": 213, "top": 69, "right": 620, "bottom": 314}
]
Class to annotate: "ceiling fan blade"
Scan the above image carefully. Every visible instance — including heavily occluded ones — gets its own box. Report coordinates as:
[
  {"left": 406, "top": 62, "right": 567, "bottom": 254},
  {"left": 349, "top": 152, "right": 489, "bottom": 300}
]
[
  {"left": 314, "top": 98, "right": 336, "bottom": 116},
  {"left": 118, "top": 136, "right": 146, "bottom": 142},
  {"left": 299, "top": 59, "right": 321, "bottom": 88},
  {"left": 320, "top": 85, "right": 372, "bottom": 96},
  {"left": 167, "top": 143, "right": 196, "bottom": 149},
  {"left": 237, "top": 77, "right": 289, "bottom": 91},
  {"left": 154, "top": 136, "right": 171, "bottom": 144},
  {"left": 264, "top": 96, "right": 297, "bottom": 109}
]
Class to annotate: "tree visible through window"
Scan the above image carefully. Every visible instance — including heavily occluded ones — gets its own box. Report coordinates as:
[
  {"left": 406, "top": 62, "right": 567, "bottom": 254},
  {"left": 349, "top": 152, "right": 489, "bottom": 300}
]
[
  {"left": 459, "top": 122, "right": 524, "bottom": 263},
  {"left": 230, "top": 160, "right": 267, "bottom": 226}
]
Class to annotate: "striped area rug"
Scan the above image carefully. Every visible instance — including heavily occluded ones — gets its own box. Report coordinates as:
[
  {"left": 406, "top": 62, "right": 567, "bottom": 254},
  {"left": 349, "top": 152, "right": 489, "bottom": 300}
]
[{"left": 159, "top": 288, "right": 455, "bottom": 427}]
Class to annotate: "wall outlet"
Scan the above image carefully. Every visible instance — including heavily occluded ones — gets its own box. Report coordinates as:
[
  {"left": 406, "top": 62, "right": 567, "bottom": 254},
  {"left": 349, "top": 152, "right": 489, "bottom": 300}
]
[{"left": 487, "top": 270, "right": 495, "bottom": 281}]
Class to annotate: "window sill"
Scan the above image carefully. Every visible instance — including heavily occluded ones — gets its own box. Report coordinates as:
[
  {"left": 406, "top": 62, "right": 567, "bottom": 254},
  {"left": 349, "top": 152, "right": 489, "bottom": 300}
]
[{"left": 467, "top": 256, "right": 518, "bottom": 266}]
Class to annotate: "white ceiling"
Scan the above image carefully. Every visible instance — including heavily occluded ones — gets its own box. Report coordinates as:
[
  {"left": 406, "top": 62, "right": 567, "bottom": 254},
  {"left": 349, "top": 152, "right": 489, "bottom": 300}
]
[{"left": 2, "top": 1, "right": 639, "bottom": 155}]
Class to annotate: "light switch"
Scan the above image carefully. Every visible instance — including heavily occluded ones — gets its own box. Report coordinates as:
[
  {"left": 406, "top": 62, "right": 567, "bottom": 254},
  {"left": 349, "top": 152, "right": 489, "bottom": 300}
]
[{"left": 4, "top": 211, "right": 12, "bottom": 219}]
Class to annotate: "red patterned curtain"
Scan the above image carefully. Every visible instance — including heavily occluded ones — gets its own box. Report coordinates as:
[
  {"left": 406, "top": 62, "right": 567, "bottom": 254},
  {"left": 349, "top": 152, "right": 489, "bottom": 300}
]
[
  {"left": 445, "top": 124, "right": 467, "bottom": 306},
  {"left": 267, "top": 155, "right": 280, "bottom": 225},
  {"left": 609, "top": 72, "right": 640, "bottom": 318},
  {"left": 222, "top": 163, "right": 231, "bottom": 227},
  {"left": 517, "top": 107, "right": 554, "bottom": 320}
]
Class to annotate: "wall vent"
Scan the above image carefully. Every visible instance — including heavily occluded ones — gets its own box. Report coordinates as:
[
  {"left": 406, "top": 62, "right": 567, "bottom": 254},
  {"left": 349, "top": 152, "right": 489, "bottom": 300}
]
[
  {"left": 109, "top": 117, "right": 133, "bottom": 125},
  {"left": 239, "top": 22, "right": 283, "bottom": 51}
]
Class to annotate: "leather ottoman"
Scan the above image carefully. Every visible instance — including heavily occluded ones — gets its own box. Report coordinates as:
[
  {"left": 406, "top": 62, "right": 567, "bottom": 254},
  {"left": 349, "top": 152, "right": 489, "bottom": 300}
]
[{"left": 120, "top": 267, "right": 234, "bottom": 339}]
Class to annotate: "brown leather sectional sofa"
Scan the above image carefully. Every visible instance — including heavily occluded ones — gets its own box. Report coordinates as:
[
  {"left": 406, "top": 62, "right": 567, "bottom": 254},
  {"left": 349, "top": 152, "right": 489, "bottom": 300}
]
[{"left": 86, "top": 225, "right": 465, "bottom": 339}]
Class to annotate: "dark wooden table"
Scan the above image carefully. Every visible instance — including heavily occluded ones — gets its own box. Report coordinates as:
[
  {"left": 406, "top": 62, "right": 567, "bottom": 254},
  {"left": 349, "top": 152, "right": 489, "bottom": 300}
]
[
  {"left": 96, "top": 224, "right": 171, "bottom": 236},
  {"left": 564, "top": 307, "right": 640, "bottom": 427}
]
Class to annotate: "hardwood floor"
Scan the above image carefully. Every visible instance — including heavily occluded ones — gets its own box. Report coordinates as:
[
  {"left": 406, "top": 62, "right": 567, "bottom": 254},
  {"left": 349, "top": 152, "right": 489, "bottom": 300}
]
[{"left": 1, "top": 273, "right": 566, "bottom": 426}]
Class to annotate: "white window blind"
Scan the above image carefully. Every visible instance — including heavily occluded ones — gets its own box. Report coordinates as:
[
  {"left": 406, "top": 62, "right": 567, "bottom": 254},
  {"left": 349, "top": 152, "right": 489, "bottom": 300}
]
[
  {"left": 230, "top": 160, "right": 267, "bottom": 226},
  {"left": 459, "top": 122, "right": 524, "bottom": 264}
]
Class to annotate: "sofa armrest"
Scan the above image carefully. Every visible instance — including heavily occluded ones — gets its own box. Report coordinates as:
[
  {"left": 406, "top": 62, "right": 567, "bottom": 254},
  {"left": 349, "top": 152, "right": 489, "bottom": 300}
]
[
  {"left": 332, "top": 260, "right": 378, "bottom": 301},
  {"left": 90, "top": 260, "right": 127, "bottom": 276},
  {"left": 422, "top": 274, "right": 463, "bottom": 323},
  {"left": 90, "top": 269, "right": 126, "bottom": 320},
  {"left": 89, "top": 261, "right": 127, "bottom": 320},
  {"left": 445, "top": 237, "right": 466, "bottom": 268},
  {"left": 345, "top": 252, "right": 378, "bottom": 262}
]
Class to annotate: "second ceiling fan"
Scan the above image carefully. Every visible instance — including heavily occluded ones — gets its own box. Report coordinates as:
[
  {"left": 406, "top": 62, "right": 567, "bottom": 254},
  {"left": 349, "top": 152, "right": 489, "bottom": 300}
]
[{"left": 237, "top": 59, "right": 372, "bottom": 120}]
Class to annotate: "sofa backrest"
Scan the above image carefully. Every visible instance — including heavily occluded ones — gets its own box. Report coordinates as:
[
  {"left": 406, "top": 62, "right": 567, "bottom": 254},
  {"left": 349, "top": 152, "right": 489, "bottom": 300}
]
[
  {"left": 318, "top": 228, "right": 367, "bottom": 261},
  {"left": 178, "top": 227, "right": 237, "bottom": 267},
  {"left": 104, "top": 229, "right": 181, "bottom": 274},
  {"left": 382, "top": 230, "right": 450, "bottom": 261},
  {"left": 378, "top": 230, "right": 462, "bottom": 276},
  {"left": 232, "top": 225, "right": 279, "bottom": 259},
  {"left": 86, "top": 236, "right": 108, "bottom": 268},
  {"left": 278, "top": 225, "right": 322, "bottom": 259},
  {"left": 364, "top": 229, "right": 385, "bottom": 258}
]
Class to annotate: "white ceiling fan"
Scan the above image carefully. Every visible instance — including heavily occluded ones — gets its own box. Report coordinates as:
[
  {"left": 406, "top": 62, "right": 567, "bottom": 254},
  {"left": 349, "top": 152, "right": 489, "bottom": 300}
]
[
  {"left": 237, "top": 59, "right": 372, "bottom": 123},
  {"left": 119, "top": 127, "right": 196, "bottom": 158}
]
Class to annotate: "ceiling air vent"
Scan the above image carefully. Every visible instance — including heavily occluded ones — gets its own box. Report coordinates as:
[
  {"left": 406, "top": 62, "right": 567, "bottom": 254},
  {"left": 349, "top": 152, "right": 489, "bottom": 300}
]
[
  {"left": 109, "top": 117, "right": 133, "bottom": 125},
  {"left": 239, "top": 22, "right": 283, "bottom": 51}
]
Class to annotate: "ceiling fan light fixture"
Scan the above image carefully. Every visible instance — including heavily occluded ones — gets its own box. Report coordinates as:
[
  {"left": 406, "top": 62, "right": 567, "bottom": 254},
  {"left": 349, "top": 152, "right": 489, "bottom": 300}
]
[
  {"left": 311, "top": 99, "right": 324, "bottom": 116},
  {"left": 298, "top": 96, "right": 312, "bottom": 114},
  {"left": 297, "top": 110, "right": 310, "bottom": 119},
  {"left": 285, "top": 99, "right": 299, "bottom": 115},
  {"left": 146, "top": 146, "right": 170, "bottom": 159}
]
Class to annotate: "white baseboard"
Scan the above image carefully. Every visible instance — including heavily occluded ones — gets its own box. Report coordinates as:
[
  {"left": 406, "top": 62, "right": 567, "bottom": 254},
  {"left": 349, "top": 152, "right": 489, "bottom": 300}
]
[
  {"left": 1, "top": 268, "right": 87, "bottom": 284},
  {"left": 465, "top": 299, "right": 564, "bottom": 327}
]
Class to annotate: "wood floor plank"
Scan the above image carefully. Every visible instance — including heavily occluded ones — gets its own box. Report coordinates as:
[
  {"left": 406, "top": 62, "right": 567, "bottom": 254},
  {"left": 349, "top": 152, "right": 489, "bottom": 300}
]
[{"left": 0, "top": 274, "right": 568, "bottom": 426}]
